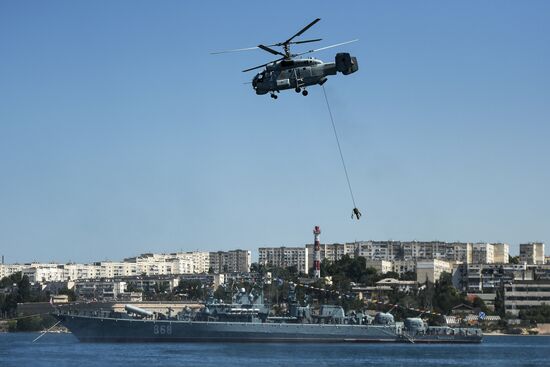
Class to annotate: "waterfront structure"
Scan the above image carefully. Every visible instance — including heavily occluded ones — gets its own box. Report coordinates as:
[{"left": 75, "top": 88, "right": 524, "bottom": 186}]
[
  {"left": 209, "top": 250, "right": 251, "bottom": 274},
  {"left": 258, "top": 246, "right": 309, "bottom": 274},
  {"left": 520, "top": 242, "right": 545, "bottom": 265},
  {"left": 504, "top": 280, "right": 550, "bottom": 316}
]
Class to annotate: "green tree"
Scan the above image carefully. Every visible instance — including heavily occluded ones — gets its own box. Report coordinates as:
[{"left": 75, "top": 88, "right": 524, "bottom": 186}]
[
  {"left": 400, "top": 271, "right": 417, "bottom": 281},
  {"left": 494, "top": 286, "right": 505, "bottom": 317},
  {"left": 519, "top": 304, "right": 550, "bottom": 324},
  {"left": 432, "top": 272, "right": 463, "bottom": 314},
  {"left": 16, "top": 275, "right": 31, "bottom": 303}
]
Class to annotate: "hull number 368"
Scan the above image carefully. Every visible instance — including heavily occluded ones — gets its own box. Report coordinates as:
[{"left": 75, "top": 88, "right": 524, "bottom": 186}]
[{"left": 153, "top": 324, "right": 172, "bottom": 335}]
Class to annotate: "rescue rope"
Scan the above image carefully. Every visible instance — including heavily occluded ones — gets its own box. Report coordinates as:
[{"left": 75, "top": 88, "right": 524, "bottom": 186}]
[
  {"left": 1, "top": 312, "right": 50, "bottom": 321},
  {"left": 322, "top": 85, "right": 359, "bottom": 216},
  {"left": 32, "top": 320, "right": 61, "bottom": 343}
]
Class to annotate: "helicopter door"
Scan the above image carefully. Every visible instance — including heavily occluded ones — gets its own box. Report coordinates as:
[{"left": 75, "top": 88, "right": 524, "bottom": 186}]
[{"left": 292, "top": 68, "right": 300, "bottom": 87}]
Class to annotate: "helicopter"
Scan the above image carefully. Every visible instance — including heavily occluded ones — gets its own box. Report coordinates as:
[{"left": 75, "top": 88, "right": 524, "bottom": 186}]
[{"left": 212, "top": 18, "right": 359, "bottom": 99}]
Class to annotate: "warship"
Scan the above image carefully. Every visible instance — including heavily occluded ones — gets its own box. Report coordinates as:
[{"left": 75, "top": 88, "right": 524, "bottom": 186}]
[{"left": 55, "top": 285, "right": 483, "bottom": 344}]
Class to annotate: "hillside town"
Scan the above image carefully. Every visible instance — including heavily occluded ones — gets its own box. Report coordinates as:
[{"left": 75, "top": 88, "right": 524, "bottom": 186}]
[{"left": 1, "top": 238, "right": 549, "bottom": 327}]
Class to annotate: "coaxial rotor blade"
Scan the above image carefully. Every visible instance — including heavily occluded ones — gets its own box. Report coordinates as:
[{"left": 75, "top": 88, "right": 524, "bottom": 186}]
[
  {"left": 284, "top": 18, "right": 321, "bottom": 45},
  {"left": 210, "top": 46, "right": 259, "bottom": 55},
  {"left": 242, "top": 57, "right": 284, "bottom": 72},
  {"left": 289, "top": 38, "right": 322, "bottom": 45},
  {"left": 258, "top": 44, "right": 286, "bottom": 57},
  {"left": 293, "top": 39, "right": 359, "bottom": 57}
]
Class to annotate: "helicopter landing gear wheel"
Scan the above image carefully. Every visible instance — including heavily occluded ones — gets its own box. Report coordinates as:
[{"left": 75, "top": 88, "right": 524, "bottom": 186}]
[
  {"left": 302, "top": 89, "right": 308, "bottom": 96},
  {"left": 270, "top": 93, "right": 278, "bottom": 99},
  {"left": 295, "top": 87, "right": 301, "bottom": 93}
]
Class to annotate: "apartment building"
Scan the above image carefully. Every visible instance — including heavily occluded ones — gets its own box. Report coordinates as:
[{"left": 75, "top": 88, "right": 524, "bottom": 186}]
[
  {"left": 209, "top": 250, "right": 251, "bottom": 273},
  {"left": 504, "top": 280, "right": 550, "bottom": 316},
  {"left": 258, "top": 246, "right": 309, "bottom": 274},
  {"left": 0, "top": 264, "right": 26, "bottom": 279},
  {"left": 416, "top": 259, "right": 452, "bottom": 283},
  {"left": 305, "top": 243, "right": 357, "bottom": 268},
  {"left": 461, "top": 263, "right": 533, "bottom": 293},
  {"left": 520, "top": 243, "right": 545, "bottom": 265}
]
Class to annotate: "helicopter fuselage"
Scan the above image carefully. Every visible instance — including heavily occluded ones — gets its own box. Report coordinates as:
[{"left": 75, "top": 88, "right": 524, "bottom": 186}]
[{"left": 252, "top": 53, "right": 358, "bottom": 97}]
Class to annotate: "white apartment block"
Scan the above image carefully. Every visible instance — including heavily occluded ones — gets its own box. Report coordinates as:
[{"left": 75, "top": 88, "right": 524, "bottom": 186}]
[
  {"left": 258, "top": 246, "right": 309, "bottom": 274},
  {"left": 0, "top": 264, "right": 26, "bottom": 279},
  {"left": 493, "top": 243, "right": 510, "bottom": 264},
  {"left": 130, "top": 251, "right": 211, "bottom": 275},
  {"left": 63, "top": 263, "right": 101, "bottom": 280},
  {"left": 0, "top": 250, "right": 217, "bottom": 284},
  {"left": 472, "top": 243, "right": 495, "bottom": 264},
  {"left": 22, "top": 264, "right": 66, "bottom": 283},
  {"left": 520, "top": 242, "right": 545, "bottom": 265},
  {"left": 356, "top": 241, "right": 402, "bottom": 261},
  {"left": 416, "top": 259, "right": 452, "bottom": 283},
  {"left": 446, "top": 242, "right": 473, "bottom": 263},
  {"left": 355, "top": 241, "right": 473, "bottom": 263}
]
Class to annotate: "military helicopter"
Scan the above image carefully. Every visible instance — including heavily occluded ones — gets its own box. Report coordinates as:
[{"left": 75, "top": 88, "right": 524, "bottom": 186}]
[{"left": 212, "top": 18, "right": 359, "bottom": 99}]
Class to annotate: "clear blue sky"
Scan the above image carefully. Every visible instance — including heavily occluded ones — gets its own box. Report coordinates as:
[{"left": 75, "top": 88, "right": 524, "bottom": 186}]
[{"left": 1, "top": 1, "right": 549, "bottom": 263}]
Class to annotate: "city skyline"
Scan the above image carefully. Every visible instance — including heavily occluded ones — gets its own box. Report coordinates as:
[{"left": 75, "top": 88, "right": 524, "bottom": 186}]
[
  {"left": 1, "top": 1, "right": 549, "bottom": 263},
  {"left": 0, "top": 239, "right": 541, "bottom": 265}
]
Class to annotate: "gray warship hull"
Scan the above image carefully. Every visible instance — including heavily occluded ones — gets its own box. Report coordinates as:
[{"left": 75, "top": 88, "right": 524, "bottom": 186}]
[{"left": 55, "top": 314, "right": 483, "bottom": 344}]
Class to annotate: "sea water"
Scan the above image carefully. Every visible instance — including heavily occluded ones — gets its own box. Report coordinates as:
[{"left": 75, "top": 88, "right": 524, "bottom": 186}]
[{"left": 1, "top": 333, "right": 549, "bottom": 367}]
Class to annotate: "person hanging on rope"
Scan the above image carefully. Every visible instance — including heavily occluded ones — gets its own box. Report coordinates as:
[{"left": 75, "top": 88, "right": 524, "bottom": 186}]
[{"left": 323, "top": 86, "right": 362, "bottom": 221}]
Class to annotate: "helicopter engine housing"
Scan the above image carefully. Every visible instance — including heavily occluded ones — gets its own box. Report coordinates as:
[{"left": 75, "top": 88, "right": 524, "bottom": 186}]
[{"left": 335, "top": 53, "right": 359, "bottom": 75}]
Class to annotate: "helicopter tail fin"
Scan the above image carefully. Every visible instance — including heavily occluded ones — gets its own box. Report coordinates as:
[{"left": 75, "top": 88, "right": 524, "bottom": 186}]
[{"left": 335, "top": 53, "right": 359, "bottom": 75}]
